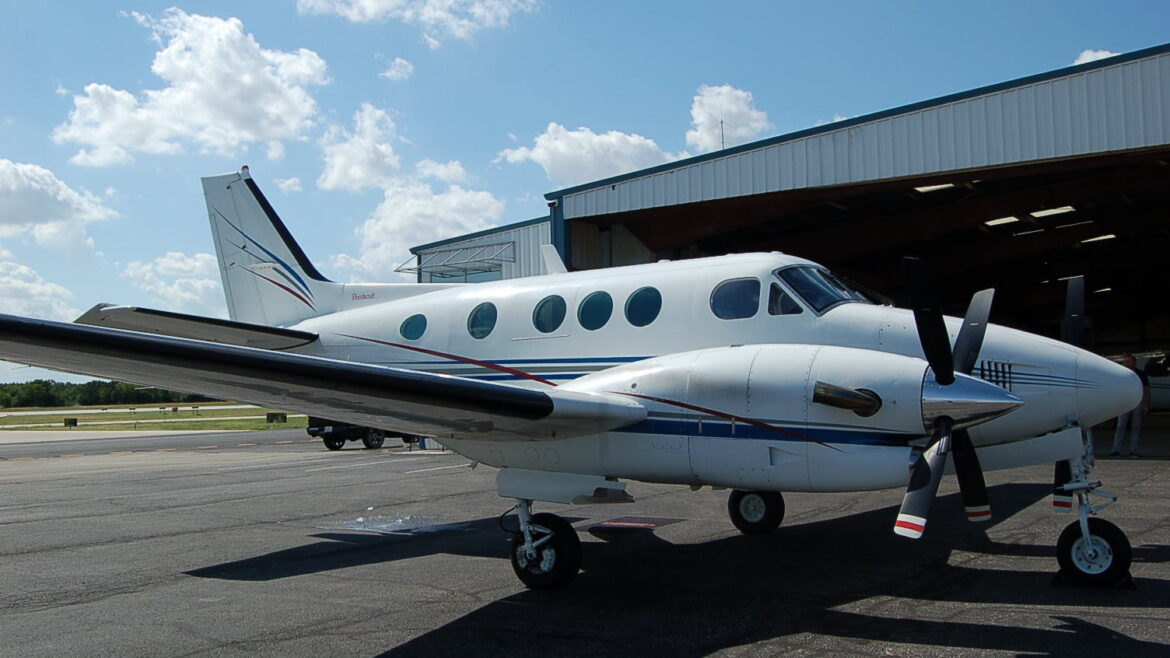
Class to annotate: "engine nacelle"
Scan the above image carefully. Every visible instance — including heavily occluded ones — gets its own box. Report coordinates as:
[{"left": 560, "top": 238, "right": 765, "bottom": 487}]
[{"left": 564, "top": 344, "right": 937, "bottom": 492}]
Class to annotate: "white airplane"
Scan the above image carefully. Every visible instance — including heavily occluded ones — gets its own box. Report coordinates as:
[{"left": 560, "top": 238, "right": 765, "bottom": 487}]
[{"left": 0, "top": 167, "right": 1142, "bottom": 589}]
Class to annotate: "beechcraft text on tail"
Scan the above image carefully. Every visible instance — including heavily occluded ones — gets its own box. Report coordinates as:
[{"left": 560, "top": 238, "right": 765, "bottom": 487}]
[{"left": 0, "top": 167, "right": 1142, "bottom": 589}]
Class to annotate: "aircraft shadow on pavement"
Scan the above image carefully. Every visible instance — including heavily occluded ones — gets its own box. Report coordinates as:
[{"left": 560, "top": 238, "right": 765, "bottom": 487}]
[
  {"left": 186, "top": 483, "right": 1168, "bottom": 655},
  {"left": 378, "top": 483, "right": 1168, "bottom": 657}
]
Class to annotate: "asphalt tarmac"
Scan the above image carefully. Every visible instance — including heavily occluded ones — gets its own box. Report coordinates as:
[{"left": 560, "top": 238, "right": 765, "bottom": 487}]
[{"left": 0, "top": 428, "right": 1167, "bottom": 656}]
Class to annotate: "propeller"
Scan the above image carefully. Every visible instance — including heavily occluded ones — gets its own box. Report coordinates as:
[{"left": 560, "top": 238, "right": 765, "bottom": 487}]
[
  {"left": 894, "top": 258, "right": 999, "bottom": 538},
  {"left": 1053, "top": 276, "right": 1086, "bottom": 511}
]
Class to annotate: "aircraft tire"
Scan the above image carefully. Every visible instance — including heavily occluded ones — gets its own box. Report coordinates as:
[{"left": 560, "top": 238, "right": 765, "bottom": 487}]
[
  {"left": 510, "top": 513, "right": 581, "bottom": 589},
  {"left": 728, "top": 490, "right": 785, "bottom": 534},
  {"left": 362, "top": 430, "right": 386, "bottom": 449},
  {"left": 323, "top": 437, "right": 346, "bottom": 451},
  {"left": 1057, "top": 518, "right": 1131, "bottom": 586}
]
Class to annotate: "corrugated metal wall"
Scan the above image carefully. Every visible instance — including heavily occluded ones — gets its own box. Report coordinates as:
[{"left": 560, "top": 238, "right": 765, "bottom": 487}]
[
  {"left": 415, "top": 220, "right": 550, "bottom": 280},
  {"left": 559, "top": 50, "right": 1170, "bottom": 220}
]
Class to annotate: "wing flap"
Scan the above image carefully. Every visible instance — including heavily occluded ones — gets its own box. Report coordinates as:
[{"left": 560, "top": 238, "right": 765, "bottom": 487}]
[
  {"left": 75, "top": 304, "right": 317, "bottom": 350},
  {"left": 0, "top": 314, "right": 644, "bottom": 441}
]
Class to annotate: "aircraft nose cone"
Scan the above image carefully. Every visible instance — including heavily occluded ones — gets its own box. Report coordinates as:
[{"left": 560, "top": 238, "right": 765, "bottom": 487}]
[
  {"left": 921, "top": 371, "right": 1023, "bottom": 433},
  {"left": 1076, "top": 352, "right": 1142, "bottom": 427}
]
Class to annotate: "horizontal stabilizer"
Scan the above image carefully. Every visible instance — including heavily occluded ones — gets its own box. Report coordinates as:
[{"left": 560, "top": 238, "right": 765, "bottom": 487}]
[
  {"left": 75, "top": 304, "right": 317, "bottom": 350},
  {"left": 0, "top": 314, "right": 645, "bottom": 441}
]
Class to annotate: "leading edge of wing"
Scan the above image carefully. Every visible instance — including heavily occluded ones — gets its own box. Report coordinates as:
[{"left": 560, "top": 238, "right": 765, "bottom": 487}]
[{"left": 0, "top": 314, "right": 645, "bottom": 441}]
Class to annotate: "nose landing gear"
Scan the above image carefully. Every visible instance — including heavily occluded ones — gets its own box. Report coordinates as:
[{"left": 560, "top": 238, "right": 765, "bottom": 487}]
[{"left": 1053, "top": 432, "right": 1133, "bottom": 587}]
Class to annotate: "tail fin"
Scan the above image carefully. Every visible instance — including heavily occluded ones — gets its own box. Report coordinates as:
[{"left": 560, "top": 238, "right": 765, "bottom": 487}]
[{"left": 202, "top": 166, "right": 338, "bottom": 326}]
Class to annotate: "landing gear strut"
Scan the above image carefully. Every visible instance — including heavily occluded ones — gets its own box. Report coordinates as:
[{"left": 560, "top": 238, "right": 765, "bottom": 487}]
[
  {"left": 1054, "top": 430, "right": 1132, "bottom": 586},
  {"left": 508, "top": 499, "right": 581, "bottom": 589},
  {"left": 727, "top": 490, "right": 785, "bottom": 534}
]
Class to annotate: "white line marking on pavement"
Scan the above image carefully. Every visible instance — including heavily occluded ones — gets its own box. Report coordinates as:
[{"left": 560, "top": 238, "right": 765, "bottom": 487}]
[
  {"left": 404, "top": 464, "right": 468, "bottom": 474},
  {"left": 305, "top": 458, "right": 426, "bottom": 472}
]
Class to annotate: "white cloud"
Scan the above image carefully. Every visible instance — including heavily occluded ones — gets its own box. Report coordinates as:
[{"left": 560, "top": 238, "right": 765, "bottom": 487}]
[
  {"left": 52, "top": 9, "right": 328, "bottom": 167},
  {"left": 416, "top": 158, "right": 468, "bottom": 183},
  {"left": 122, "top": 251, "right": 225, "bottom": 317},
  {"left": 0, "top": 159, "right": 115, "bottom": 250},
  {"left": 275, "top": 177, "right": 303, "bottom": 193},
  {"left": 498, "top": 122, "right": 680, "bottom": 187},
  {"left": 814, "top": 113, "right": 849, "bottom": 127},
  {"left": 297, "top": 0, "right": 537, "bottom": 47},
  {"left": 380, "top": 57, "right": 415, "bottom": 81},
  {"left": 685, "top": 84, "right": 772, "bottom": 154},
  {"left": 0, "top": 259, "right": 79, "bottom": 321},
  {"left": 1074, "top": 49, "right": 1120, "bottom": 65},
  {"left": 317, "top": 103, "right": 401, "bottom": 191},
  {"left": 267, "top": 140, "right": 286, "bottom": 160},
  {"left": 332, "top": 181, "right": 502, "bottom": 280}
]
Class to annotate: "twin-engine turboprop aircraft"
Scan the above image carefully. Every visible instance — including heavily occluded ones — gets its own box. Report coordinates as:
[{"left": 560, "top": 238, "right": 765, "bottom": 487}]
[{"left": 0, "top": 167, "right": 1142, "bottom": 588}]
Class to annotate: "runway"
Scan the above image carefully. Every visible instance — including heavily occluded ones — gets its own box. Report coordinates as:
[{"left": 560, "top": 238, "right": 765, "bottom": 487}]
[{"left": 0, "top": 428, "right": 1167, "bottom": 656}]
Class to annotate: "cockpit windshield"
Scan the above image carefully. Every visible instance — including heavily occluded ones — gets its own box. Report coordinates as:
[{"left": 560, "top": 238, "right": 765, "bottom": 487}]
[{"left": 775, "top": 266, "right": 872, "bottom": 313}]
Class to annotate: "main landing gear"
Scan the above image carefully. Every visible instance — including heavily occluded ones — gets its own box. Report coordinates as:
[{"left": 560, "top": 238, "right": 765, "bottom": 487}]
[
  {"left": 508, "top": 499, "right": 582, "bottom": 589},
  {"left": 727, "top": 490, "right": 785, "bottom": 534},
  {"left": 1053, "top": 431, "right": 1132, "bottom": 587}
]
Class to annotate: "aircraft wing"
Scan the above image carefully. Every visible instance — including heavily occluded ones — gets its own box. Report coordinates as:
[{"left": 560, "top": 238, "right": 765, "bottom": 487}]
[
  {"left": 75, "top": 304, "right": 317, "bottom": 350},
  {"left": 0, "top": 314, "right": 646, "bottom": 441}
]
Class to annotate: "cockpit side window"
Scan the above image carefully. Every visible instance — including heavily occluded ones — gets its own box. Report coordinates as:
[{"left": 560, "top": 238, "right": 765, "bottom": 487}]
[
  {"left": 776, "top": 266, "right": 870, "bottom": 313},
  {"left": 768, "top": 283, "right": 804, "bottom": 316},
  {"left": 710, "top": 278, "right": 761, "bottom": 320}
]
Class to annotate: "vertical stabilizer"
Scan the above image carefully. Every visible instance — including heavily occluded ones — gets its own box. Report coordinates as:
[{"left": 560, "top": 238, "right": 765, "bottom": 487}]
[{"left": 202, "top": 167, "right": 337, "bottom": 326}]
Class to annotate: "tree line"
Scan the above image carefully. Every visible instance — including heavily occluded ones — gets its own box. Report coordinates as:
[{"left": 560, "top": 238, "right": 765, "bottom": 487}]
[{"left": 0, "top": 380, "right": 213, "bottom": 409}]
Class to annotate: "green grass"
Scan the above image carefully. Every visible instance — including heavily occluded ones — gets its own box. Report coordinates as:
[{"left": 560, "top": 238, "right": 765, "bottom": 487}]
[
  {"left": 0, "top": 406, "right": 294, "bottom": 426},
  {"left": 0, "top": 401, "right": 246, "bottom": 413},
  {"left": 9, "top": 417, "right": 310, "bottom": 432}
]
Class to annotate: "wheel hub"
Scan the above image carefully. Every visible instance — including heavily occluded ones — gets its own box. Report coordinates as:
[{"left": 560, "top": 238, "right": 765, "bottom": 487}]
[
  {"left": 739, "top": 494, "right": 767, "bottom": 523},
  {"left": 1071, "top": 536, "right": 1114, "bottom": 574}
]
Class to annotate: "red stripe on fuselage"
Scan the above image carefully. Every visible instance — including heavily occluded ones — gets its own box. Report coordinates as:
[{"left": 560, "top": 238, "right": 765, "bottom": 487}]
[{"left": 341, "top": 334, "right": 557, "bottom": 386}]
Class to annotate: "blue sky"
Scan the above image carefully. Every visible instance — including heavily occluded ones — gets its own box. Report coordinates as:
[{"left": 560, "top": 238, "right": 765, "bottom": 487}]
[{"left": 1, "top": 0, "right": 1167, "bottom": 382}]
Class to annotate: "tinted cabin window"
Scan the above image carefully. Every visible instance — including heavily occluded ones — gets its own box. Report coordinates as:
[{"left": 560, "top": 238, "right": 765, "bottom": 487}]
[
  {"left": 467, "top": 302, "right": 497, "bottom": 339},
  {"left": 624, "top": 287, "right": 662, "bottom": 327},
  {"left": 710, "top": 278, "right": 761, "bottom": 320},
  {"left": 400, "top": 314, "right": 427, "bottom": 339},
  {"left": 578, "top": 291, "right": 613, "bottom": 331},
  {"left": 768, "top": 284, "right": 803, "bottom": 316},
  {"left": 533, "top": 295, "right": 567, "bottom": 333}
]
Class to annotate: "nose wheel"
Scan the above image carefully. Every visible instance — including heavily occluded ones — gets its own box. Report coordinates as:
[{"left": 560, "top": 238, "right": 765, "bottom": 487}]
[
  {"left": 508, "top": 499, "right": 581, "bottom": 589},
  {"left": 1057, "top": 517, "right": 1131, "bottom": 586}
]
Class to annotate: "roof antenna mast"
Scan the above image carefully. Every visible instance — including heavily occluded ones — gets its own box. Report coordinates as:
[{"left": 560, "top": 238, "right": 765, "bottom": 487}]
[{"left": 720, "top": 104, "right": 726, "bottom": 150}]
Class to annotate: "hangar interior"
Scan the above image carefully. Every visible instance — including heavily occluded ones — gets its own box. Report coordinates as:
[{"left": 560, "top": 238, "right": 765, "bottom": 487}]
[
  {"left": 414, "top": 43, "right": 1170, "bottom": 356},
  {"left": 563, "top": 148, "right": 1170, "bottom": 354}
]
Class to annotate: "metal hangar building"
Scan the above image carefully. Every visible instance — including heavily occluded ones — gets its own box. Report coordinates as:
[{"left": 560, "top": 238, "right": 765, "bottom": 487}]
[{"left": 410, "top": 43, "right": 1170, "bottom": 354}]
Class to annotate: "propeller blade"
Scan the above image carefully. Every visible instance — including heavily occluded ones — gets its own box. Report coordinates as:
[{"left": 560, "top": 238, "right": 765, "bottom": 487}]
[
  {"left": 952, "top": 289, "right": 994, "bottom": 376},
  {"left": 1052, "top": 459, "right": 1074, "bottom": 512},
  {"left": 812, "top": 381, "right": 882, "bottom": 416},
  {"left": 894, "top": 418, "right": 953, "bottom": 539},
  {"left": 950, "top": 428, "right": 990, "bottom": 522},
  {"left": 902, "top": 257, "right": 955, "bottom": 385},
  {"left": 1053, "top": 278, "right": 1084, "bottom": 510},
  {"left": 1061, "top": 276, "right": 1085, "bottom": 347}
]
